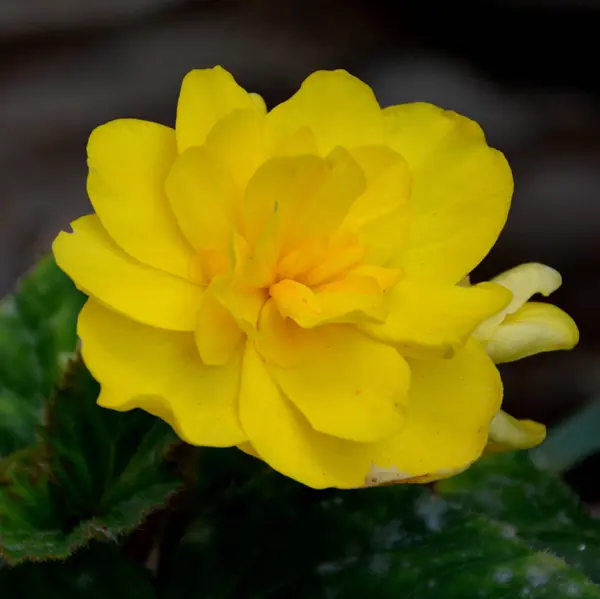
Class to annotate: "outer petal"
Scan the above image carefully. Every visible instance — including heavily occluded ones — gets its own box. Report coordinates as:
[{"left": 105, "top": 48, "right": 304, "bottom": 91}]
[
  {"left": 256, "top": 301, "right": 409, "bottom": 442},
  {"left": 79, "top": 299, "right": 246, "bottom": 447},
  {"left": 486, "top": 410, "right": 546, "bottom": 452},
  {"left": 87, "top": 119, "right": 194, "bottom": 279},
  {"left": 239, "top": 342, "right": 373, "bottom": 489},
  {"left": 53, "top": 215, "right": 202, "bottom": 331},
  {"left": 384, "top": 103, "right": 512, "bottom": 283},
  {"left": 358, "top": 280, "right": 512, "bottom": 358},
  {"left": 165, "top": 146, "right": 238, "bottom": 282},
  {"left": 474, "top": 262, "right": 563, "bottom": 340},
  {"left": 265, "top": 70, "right": 384, "bottom": 156},
  {"left": 176, "top": 66, "right": 257, "bottom": 153},
  {"left": 365, "top": 339, "right": 502, "bottom": 485},
  {"left": 484, "top": 301, "right": 579, "bottom": 363}
]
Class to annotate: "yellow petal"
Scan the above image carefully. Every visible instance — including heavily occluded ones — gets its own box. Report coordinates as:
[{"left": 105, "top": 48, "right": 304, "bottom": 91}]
[
  {"left": 240, "top": 150, "right": 365, "bottom": 263},
  {"left": 271, "top": 126, "right": 319, "bottom": 158},
  {"left": 53, "top": 215, "right": 202, "bottom": 331},
  {"left": 209, "top": 237, "right": 269, "bottom": 334},
  {"left": 474, "top": 262, "right": 563, "bottom": 340},
  {"left": 205, "top": 109, "right": 265, "bottom": 190},
  {"left": 87, "top": 119, "right": 194, "bottom": 279},
  {"left": 239, "top": 342, "right": 373, "bottom": 489},
  {"left": 270, "top": 280, "right": 322, "bottom": 321},
  {"left": 345, "top": 145, "right": 412, "bottom": 265},
  {"left": 294, "top": 147, "right": 366, "bottom": 250},
  {"left": 366, "top": 339, "right": 502, "bottom": 484},
  {"left": 298, "top": 230, "right": 364, "bottom": 287},
  {"left": 269, "top": 279, "right": 383, "bottom": 328},
  {"left": 486, "top": 410, "right": 547, "bottom": 452},
  {"left": 384, "top": 103, "right": 512, "bottom": 284},
  {"left": 277, "top": 238, "right": 328, "bottom": 281},
  {"left": 212, "top": 277, "right": 268, "bottom": 336},
  {"left": 240, "top": 154, "right": 325, "bottom": 249},
  {"left": 483, "top": 301, "right": 579, "bottom": 363},
  {"left": 176, "top": 66, "right": 257, "bottom": 154},
  {"left": 195, "top": 280, "right": 244, "bottom": 366},
  {"left": 257, "top": 302, "right": 409, "bottom": 442},
  {"left": 358, "top": 280, "right": 512, "bottom": 358},
  {"left": 79, "top": 299, "right": 246, "bottom": 447},
  {"left": 165, "top": 146, "right": 238, "bottom": 280},
  {"left": 344, "top": 265, "right": 403, "bottom": 292},
  {"left": 265, "top": 70, "right": 384, "bottom": 156}
]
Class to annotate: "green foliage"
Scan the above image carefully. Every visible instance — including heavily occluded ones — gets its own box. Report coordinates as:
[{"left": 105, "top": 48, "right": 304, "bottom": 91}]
[
  {"left": 0, "top": 257, "right": 84, "bottom": 456},
  {"left": 0, "top": 361, "right": 183, "bottom": 563},
  {"left": 439, "top": 451, "right": 600, "bottom": 584},
  {"left": 0, "top": 259, "right": 184, "bottom": 564},
  {"left": 158, "top": 450, "right": 600, "bottom": 598}
]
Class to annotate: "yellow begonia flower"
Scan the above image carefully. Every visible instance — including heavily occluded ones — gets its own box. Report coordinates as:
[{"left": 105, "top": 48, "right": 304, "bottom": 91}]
[{"left": 54, "top": 66, "right": 535, "bottom": 489}]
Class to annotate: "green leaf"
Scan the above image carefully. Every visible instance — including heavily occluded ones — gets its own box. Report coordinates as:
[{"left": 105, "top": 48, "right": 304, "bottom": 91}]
[
  {"left": 159, "top": 449, "right": 600, "bottom": 598},
  {"left": 0, "top": 257, "right": 85, "bottom": 456},
  {"left": 0, "top": 543, "right": 155, "bottom": 598},
  {"left": 438, "top": 451, "right": 600, "bottom": 583},
  {"left": 0, "top": 257, "right": 184, "bottom": 563},
  {"left": 0, "top": 358, "right": 184, "bottom": 564}
]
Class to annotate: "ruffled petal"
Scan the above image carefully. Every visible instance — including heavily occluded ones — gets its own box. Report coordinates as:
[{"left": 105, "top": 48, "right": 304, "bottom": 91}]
[
  {"left": 239, "top": 342, "right": 374, "bottom": 489},
  {"left": 176, "top": 66, "right": 257, "bottom": 153},
  {"left": 483, "top": 301, "right": 579, "bottom": 363},
  {"left": 53, "top": 215, "right": 202, "bottom": 331},
  {"left": 87, "top": 119, "right": 194, "bottom": 279},
  {"left": 256, "top": 301, "right": 409, "bottom": 442},
  {"left": 384, "top": 103, "right": 512, "bottom": 283},
  {"left": 79, "top": 299, "right": 246, "bottom": 447},
  {"left": 474, "top": 262, "right": 563, "bottom": 340},
  {"left": 265, "top": 70, "right": 384, "bottom": 156},
  {"left": 365, "top": 339, "right": 502, "bottom": 485},
  {"left": 358, "top": 280, "right": 512, "bottom": 358}
]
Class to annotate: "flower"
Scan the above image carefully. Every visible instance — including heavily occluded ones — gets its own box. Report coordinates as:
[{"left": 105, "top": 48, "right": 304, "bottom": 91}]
[{"left": 52, "top": 66, "right": 573, "bottom": 489}]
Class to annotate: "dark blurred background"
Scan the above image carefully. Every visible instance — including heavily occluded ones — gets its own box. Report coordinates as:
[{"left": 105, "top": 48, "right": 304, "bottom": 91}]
[{"left": 1, "top": 0, "right": 598, "bottom": 490}]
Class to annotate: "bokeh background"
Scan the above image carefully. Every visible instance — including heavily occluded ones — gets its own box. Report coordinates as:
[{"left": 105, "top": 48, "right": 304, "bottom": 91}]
[{"left": 1, "top": 0, "right": 598, "bottom": 493}]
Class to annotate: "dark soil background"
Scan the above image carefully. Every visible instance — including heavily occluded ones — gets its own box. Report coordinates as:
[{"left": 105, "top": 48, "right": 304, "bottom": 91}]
[{"left": 1, "top": 0, "right": 598, "bottom": 496}]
